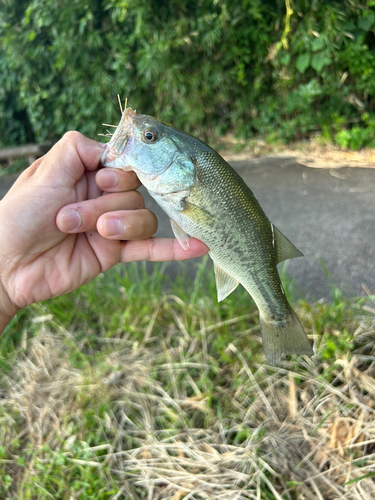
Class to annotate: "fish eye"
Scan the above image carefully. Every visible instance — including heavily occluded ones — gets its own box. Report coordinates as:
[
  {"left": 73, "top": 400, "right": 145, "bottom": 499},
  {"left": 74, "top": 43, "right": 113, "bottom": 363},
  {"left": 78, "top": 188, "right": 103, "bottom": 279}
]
[{"left": 142, "top": 128, "right": 158, "bottom": 143}]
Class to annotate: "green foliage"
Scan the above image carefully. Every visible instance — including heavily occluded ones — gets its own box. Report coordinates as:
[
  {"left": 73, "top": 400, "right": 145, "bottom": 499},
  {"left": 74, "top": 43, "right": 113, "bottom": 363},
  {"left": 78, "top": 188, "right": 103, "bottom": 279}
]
[
  {"left": 0, "top": 1, "right": 375, "bottom": 148},
  {"left": 271, "top": 0, "right": 375, "bottom": 146}
]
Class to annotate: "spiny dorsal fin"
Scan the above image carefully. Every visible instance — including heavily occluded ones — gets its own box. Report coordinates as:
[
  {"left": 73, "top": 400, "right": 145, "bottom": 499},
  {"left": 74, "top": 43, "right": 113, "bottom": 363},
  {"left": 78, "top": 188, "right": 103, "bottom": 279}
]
[
  {"left": 213, "top": 262, "right": 239, "bottom": 302},
  {"left": 272, "top": 224, "right": 303, "bottom": 264},
  {"left": 170, "top": 219, "right": 190, "bottom": 250}
]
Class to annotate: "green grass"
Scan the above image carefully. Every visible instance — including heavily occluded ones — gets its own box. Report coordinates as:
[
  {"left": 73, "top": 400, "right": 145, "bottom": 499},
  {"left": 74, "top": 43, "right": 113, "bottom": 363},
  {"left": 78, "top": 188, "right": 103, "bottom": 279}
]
[
  {"left": 1, "top": 259, "right": 375, "bottom": 499},
  {"left": 0, "top": 159, "right": 28, "bottom": 177}
]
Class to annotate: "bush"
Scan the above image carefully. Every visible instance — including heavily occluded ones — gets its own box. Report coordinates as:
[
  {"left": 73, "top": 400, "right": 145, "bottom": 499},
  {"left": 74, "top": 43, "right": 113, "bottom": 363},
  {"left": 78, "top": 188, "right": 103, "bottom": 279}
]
[{"left": 0, "top": 0, "right": 374, "bottom": 148}]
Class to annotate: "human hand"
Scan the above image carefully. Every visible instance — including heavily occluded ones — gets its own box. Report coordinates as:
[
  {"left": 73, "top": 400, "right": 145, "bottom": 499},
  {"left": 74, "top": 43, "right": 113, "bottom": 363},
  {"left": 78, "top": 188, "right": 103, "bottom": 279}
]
[{"left": 0, "top": 132, "right": 208, "bottom": 331}]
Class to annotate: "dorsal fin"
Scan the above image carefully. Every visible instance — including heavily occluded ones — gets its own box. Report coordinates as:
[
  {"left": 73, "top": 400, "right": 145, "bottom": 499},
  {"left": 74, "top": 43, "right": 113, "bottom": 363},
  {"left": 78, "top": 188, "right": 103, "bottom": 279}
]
[{"left": 272, "top": 224, "right": 303, "bottom": 264}]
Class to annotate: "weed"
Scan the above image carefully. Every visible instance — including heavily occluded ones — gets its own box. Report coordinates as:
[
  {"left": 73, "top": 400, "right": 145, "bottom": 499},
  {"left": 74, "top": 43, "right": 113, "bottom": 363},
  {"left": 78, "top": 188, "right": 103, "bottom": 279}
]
[{"left": 0, "top": 261, "right": 375, "bottom": 499}]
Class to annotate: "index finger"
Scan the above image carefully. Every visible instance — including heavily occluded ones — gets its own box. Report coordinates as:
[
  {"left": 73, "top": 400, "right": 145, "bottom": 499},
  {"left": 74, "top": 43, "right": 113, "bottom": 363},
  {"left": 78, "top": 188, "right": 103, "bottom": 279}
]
[
  {"left": 120, "top": 237, "right": 209, "bottom": 262},
  {"left": 96, "top": 168, "right": 141, "bottom": 192}
]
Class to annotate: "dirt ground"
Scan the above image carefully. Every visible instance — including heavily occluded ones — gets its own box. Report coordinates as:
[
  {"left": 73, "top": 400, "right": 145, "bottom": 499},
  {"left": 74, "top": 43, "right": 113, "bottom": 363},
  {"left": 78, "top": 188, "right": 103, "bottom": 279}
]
[{"left": 218, "top": 137, "right": 375, "bottom": 169}]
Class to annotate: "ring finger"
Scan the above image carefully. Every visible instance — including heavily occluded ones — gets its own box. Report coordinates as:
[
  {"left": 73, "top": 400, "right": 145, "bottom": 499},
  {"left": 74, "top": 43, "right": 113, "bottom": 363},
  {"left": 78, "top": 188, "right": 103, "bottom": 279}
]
[{"left": 97, "top": 209, "right": 158, "bottom": 240}]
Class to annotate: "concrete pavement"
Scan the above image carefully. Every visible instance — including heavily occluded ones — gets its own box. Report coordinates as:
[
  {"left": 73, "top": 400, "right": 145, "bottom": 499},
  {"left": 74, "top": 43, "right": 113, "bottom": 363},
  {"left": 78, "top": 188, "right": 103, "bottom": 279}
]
[
  {"left": 1, "top": 157, "right": 375, "bottom": 300},
  {"left": 141, "top": 157, "right": 375, "bottom": 300}
]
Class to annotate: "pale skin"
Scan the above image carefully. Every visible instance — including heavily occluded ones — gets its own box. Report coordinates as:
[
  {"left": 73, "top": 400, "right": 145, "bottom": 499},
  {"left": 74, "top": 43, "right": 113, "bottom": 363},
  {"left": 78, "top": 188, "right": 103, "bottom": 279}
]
[{"left": 0, "top": 132, "right": 208, "bottom": 334}]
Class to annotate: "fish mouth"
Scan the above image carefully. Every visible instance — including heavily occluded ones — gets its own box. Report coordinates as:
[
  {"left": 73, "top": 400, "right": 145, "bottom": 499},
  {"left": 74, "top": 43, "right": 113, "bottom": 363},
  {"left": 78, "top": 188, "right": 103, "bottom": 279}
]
[{"left": 100, "top": 107, "right": 136, "bottom": 170}]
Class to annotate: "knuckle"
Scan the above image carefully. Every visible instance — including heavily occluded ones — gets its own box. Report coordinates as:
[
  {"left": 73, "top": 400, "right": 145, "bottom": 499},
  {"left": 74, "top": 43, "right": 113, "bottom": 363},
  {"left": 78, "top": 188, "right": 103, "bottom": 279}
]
[
  {"left": 128, "top": 190, "right": 145, "bottom": 209},
  {"left": 136, "top": 210, "right": 157, "bottom": 238},
  {"left": 147, "top": 210, "right": 158, "bottom": 232},
  {"left": 172, "top": 240, "right": 178, "bottom": 261},
  {"left": 93, "top": 204, "right": 104, "bottom": 223},
  {"left": 127, "top": 171, "right": 141, "bottom": 187},
  {"left": 52, "top": 131, "right": 82, "bottom": 165},
  {"left": 62, "top": 130, "right": 83, "bottom": 143},
  {"left": 148, "top": 237, "right": 155, "bottom": 261},
  {"left": 19, "top": 157, "right": 44, "bottom": 180}
]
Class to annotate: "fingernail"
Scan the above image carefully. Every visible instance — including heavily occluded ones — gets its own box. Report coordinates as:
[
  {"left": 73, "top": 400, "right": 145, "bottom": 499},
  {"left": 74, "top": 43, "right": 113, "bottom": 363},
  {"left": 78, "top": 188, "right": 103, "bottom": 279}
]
[
  {"left": 98, "top": 170, "right": 118, "bottom": 189},
  {"left": 61, "top": 209, "right": 81, "bottom": 231},
  {"left": 104, "top": 218, "right": 124, "bottom": 237}
]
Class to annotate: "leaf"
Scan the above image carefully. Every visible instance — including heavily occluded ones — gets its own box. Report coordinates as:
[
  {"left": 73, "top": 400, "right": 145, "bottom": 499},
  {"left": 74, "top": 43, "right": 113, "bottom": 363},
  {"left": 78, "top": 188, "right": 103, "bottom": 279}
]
[
  {"left": 358, "top": 14, "right": 375, "bottom": 31},
  {"left": 28, "top": 31, "right": 36, "bottom": 42},
  {"left": 280, "top": 53, "right": 291, "bottom": 66},
  {"left": 295, "top": 53, "right": 310, "bottom": 73},
  {"left": 342, "top": 21, "right": 356, "bottom": 31},
  {"left": 280, "top": 52, "right": 291, "bottom": 66},
  {"left": 311, "top": 51, "right": 331, "bottom": 73},
  {"left": 345, "top": 471, "right": 375, "bottom": 485},
  {"left": 311, "top": 36, "right": 325, "bottom": 52}
]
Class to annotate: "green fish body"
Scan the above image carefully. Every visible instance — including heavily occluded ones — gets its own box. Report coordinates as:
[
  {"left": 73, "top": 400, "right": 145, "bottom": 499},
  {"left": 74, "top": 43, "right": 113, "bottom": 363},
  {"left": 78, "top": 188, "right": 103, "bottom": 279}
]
[{"left": 101, "top": 108, "right": 313, "bottom": 365}]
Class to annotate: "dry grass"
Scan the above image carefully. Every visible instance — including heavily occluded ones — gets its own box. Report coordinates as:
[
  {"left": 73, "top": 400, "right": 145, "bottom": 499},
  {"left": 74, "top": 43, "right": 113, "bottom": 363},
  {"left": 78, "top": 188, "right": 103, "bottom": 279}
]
[
  {"left": 217, "top": 135, "right": 375, "bottom": 169},
  {"left": 1, "top": 292, "right": 375, "bottom": 499}
]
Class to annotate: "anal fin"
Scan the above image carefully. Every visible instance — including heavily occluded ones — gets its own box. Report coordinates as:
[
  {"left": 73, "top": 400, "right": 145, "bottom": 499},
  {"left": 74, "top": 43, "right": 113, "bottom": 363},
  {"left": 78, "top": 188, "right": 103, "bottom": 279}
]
[{"left": 213, "top": 262, "right": 239, "bottom": 302}]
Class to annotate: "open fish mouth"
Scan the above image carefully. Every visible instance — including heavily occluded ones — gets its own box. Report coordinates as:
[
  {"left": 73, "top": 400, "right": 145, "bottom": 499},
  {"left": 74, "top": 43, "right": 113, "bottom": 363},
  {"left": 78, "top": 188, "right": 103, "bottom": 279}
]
[{"left": 100, "top": 107, "right": 136, "bottom": 169}]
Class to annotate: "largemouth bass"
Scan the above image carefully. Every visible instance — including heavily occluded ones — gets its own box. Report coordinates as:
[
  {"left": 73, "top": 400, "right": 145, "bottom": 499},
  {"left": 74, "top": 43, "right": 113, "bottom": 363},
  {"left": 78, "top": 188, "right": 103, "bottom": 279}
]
[{"left": 100, "top": 108, "right": 313, "bottom": 365}]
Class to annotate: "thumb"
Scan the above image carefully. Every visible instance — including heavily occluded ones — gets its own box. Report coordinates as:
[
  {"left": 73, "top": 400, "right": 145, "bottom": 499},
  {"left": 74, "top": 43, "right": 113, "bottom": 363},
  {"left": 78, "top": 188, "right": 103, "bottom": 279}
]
[{"left": 36, "top": 131, "right": 105, "bottom": 188}]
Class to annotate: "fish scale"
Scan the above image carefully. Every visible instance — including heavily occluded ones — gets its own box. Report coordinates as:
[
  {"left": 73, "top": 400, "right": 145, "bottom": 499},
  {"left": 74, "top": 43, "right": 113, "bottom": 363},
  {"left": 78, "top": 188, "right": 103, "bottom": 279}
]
[
  {"left": 101, "top": 107, "right": 313, "bottom": 365},
  {"left": 173, "top": 145, "right": 287, "bottom": 318}
]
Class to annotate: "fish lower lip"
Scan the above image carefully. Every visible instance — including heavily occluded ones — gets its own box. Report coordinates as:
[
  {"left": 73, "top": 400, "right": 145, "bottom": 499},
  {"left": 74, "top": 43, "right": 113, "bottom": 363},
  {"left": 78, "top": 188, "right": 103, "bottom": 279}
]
[{"left": 104, "top": 108, "right": 135, "bottom": 158}]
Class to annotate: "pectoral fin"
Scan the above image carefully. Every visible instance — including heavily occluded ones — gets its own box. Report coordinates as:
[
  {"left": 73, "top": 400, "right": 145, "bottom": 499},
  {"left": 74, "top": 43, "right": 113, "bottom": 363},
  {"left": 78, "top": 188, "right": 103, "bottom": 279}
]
[
  {"left": 273, "top": 225, "right": 303, "bottom": 264},
  {"left": 213, "top": 262, "right": 239, "bottom": 302},
  {"left": 170, "top": 219, "right": 190, "bottom": 250}
]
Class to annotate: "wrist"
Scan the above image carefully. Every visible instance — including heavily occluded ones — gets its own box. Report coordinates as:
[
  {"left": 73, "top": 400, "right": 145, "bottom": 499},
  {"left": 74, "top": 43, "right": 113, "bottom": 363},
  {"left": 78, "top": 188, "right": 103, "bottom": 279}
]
[{"left": 0, "top": 277, "right": 19, "bottom": 334}]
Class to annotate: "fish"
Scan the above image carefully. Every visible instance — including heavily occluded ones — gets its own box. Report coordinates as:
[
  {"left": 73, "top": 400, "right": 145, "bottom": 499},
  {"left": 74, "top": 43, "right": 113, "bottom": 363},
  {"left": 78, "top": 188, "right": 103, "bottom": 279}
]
[{"left": 100, "top": 107, "right": 313, "bottom": 365}]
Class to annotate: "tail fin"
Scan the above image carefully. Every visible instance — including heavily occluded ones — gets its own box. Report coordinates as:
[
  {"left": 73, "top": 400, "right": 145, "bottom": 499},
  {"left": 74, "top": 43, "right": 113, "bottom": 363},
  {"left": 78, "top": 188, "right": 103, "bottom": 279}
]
[{"left": 260, "top": 308, "right": 313, "bottom": 366}]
